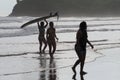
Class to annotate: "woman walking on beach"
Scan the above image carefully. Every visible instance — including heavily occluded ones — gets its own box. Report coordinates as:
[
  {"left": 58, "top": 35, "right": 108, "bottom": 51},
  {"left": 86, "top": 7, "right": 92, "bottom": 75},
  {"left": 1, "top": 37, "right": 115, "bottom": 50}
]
[
  {"left": 37, "top": 19, "right": 48, "bottom": 54},
  {"left": 46, "top": 22, "right": 58, "bottom": 58},
  {"left": 72, "top": 21, "right": 94, "bottom": 75}
]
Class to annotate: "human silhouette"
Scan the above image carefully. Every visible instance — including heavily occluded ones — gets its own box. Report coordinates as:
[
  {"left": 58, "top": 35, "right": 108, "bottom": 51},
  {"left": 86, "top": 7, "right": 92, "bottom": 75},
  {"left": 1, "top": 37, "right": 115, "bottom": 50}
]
[
  {"left": 72, "top": 73, "right": 76, "bottom": 80},
  {"left": 46, "top": 22, "right": 58, "bottom": 58},
  {"left": 37, "top": 19, "right": 48, "bottom": 54},
  {"left": 72, "top": 21, "right": 94, "bottom": 75}
]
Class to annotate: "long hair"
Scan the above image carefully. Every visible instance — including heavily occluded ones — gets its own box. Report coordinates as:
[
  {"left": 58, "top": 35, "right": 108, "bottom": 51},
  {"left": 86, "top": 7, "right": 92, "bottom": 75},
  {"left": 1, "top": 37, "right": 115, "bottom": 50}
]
[
  {"left": 49, "top": 22, "right": 54, "bottom": 28},
  {"left": 79, "top": 21, "right": 87, "bottom": 30}
]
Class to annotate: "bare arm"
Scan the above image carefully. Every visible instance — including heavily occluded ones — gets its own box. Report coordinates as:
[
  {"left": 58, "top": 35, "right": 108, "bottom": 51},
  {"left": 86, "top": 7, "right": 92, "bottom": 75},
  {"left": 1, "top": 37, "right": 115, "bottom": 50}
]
[
  {"left": 54, "top": 29, "right": 58, "bottom": 41},
  {"left": 46, "top": 29, "right": 49, "bottom": 39},
  {"left": 87, "top": 39, "right": 94, "bottom": 49},
  {"left": 37, "top": 22, "right": 40, "bottom": 27},
  {"left": 44, "top": 19, "right": 48, "bottom": 28},
  {"left": 55, "top": 35, "right": 58, "bottom": 41}
]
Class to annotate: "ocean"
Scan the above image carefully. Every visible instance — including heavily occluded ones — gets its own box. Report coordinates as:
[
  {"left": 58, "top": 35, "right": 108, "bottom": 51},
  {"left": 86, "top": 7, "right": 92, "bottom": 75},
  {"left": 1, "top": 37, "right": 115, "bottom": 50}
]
[{"left": 0, "top": 16, "right": 120, "bottom": 80}]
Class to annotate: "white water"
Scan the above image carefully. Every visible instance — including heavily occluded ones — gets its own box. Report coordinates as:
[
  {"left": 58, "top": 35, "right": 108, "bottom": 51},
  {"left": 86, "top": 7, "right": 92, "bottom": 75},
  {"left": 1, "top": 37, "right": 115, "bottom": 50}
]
[
  {"left": 0, "top": 16, "right": 120, "bottom": 59},
  {"left": 0, "top": 17, "right": 120, "bottom": 80}
]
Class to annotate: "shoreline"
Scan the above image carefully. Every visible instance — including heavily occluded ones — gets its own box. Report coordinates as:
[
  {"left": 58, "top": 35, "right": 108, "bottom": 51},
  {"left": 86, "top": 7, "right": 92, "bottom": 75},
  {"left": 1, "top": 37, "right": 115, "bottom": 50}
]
[
  {"left": 0, "top": 47, "right": 120, "bottom": 80},
  {"left": 0, "top": 17, "right": 120, "bottom": 80}
]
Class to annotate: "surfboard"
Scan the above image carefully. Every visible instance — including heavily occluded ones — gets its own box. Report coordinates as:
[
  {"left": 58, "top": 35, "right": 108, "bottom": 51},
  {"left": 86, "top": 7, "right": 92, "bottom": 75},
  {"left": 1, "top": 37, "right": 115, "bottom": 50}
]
[{"left": 21, "top": 12, "right": 59, "bottom": 28}]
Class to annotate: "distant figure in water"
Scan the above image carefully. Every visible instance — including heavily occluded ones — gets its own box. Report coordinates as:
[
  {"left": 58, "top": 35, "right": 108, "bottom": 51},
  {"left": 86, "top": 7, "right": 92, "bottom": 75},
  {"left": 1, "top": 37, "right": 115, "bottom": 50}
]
[
  {"left": 72, "top": 21, "right": 94, "bottom": 75},
  {"left": 46, "top": 22, "right": 58, "bottom": 58},
  {"left": 37, "top": 19, "right": 48, "bottom": 53}
]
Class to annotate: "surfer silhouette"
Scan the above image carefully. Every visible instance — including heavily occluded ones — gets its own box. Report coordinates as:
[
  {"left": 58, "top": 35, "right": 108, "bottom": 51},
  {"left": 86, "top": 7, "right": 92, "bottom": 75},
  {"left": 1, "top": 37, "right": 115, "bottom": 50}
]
[
  {"left": 72, "top": 21, "right": 94, "bottom": 75},
  {"left": 46, "top": 22, "right": 58, "bottom": 58},
  {"left": 37, "top": 19, "right": 48, "bottom": 53}
]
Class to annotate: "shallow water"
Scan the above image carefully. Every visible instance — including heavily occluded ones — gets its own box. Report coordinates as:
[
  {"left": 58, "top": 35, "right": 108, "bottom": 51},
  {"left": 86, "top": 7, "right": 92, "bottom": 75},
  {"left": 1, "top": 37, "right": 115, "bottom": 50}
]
[{"left": 0, "top": 17, "right": 120, "bottom": 80}]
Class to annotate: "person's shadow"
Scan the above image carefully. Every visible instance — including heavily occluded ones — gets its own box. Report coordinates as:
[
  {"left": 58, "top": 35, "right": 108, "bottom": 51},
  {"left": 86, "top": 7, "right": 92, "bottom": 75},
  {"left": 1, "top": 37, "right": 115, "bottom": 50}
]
[
  {"left": 72, "top": 73, "right": 85, "bottom": 80},
  {"left": 39, "top": 56, "right": 57, "bottom": 80},
  {"left": 48, "top": 58, "right": 57, "bottom": 80}
]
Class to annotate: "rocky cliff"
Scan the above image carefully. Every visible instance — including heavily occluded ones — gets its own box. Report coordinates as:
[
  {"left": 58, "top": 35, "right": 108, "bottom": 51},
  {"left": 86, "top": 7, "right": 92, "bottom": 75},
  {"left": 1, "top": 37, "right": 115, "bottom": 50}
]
[{"left": 10, "top": 0, "right": 120, "bottom": 16}]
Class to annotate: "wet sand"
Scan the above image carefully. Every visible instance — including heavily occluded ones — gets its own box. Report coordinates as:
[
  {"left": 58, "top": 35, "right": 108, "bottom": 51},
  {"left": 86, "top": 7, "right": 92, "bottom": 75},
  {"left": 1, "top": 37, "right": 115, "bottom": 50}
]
[
  {"left": 85, "top": 48, "right": 120, "bottom": 80},
  {"left": 0, "top": 17, "right": 120, "bottom": 80},
  {"left": 0, "top": 34, "right": 120, "bottom": 80}
]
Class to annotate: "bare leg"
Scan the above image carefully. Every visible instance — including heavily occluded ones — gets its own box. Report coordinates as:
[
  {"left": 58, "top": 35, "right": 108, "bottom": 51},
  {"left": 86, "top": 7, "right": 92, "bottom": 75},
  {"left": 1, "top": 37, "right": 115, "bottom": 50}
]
[
  {"left": 42, "top": 38, "right": 47, "bottom": 53},
  {"left": 80, "top": 60, "right": 85, "bottom": 73},
  {"left": 72, "top": 59, "right": 80, "bottom": 74},
  {"left": 72, "top": 46, "right": 80, "bottom": 74},
  {"left": 48, "top": 43, "right": 53, "bottom": 58},
  {"left": 52, "top": 41, "right": 56, "bottom": 54},
  {"left": 38, "top": 36, "right": 42, "bottom": 54},
  {"left": 80, "top": 60, "right": 87, "bottom": 75},
  {"left": 48, "top": 44, "right": 52, "bottom": 54},
  {"left": 39, "top": 41, "right": 42, "bottom": 53},
  {"left": 80, "top": 53, "right": 87, "bottom": 75}
]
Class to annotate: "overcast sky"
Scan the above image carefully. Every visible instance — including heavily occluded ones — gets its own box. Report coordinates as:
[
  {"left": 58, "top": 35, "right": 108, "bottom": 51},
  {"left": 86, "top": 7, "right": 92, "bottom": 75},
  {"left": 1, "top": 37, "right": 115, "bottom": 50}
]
[{"left": 0, "top": 0, "right": 16, "bottom": 16}]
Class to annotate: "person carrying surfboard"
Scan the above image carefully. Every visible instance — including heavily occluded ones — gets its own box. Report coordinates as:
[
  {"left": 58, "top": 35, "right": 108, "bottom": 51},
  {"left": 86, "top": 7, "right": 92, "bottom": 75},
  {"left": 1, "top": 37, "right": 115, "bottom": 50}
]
[
  {"left": 37, "top": 19, "right": 48, "bottom": 53},
  {"left": 72, "top": 21, "right": 94, "bottom": 76},
  {"left": 21, "top": 12, "right": 59, "bottom": 28},
  {"left": 46, "top": 22, "right": 58, "bottom": 58}
]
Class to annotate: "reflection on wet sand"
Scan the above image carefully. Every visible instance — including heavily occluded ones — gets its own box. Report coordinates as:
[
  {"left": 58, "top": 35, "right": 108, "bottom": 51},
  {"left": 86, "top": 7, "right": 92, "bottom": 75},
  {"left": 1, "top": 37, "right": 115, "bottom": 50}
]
[
  {"left": 39, "top": 54, "right": 46, "bottom": 80},
  {"left": 80, "top": 74, "right": 85, "bottom": 80},
  {"left": 49, "top": 59, "right": 56, "bottom": 80},
  {"left": 39, "top": 54, "right": 57, "bottom": 80},
  {"left": 72, "top": 73, "right": 85, "bottom": 80}
]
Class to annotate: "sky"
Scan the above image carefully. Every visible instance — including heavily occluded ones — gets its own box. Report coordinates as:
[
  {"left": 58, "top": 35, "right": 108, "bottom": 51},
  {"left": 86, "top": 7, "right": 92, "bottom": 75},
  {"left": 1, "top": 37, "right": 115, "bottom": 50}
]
[{"left": 0, "top": 0, "right": 16, "bottom": 16}]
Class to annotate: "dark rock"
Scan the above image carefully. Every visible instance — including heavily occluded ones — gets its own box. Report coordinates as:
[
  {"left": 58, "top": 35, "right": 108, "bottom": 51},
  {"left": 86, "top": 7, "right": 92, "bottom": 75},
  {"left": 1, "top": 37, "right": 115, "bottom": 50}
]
[{"left": 9, "top": 0, "right": 120, "bottom": 17}]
